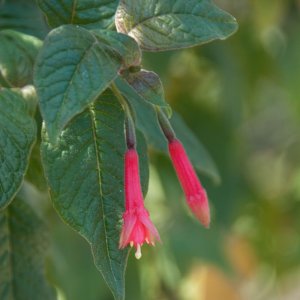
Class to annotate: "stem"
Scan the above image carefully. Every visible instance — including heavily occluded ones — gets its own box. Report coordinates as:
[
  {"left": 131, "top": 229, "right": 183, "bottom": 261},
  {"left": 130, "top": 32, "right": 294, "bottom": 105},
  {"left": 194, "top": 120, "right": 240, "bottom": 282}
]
[
  {"left": 156, "top": 107, "right": 176, "bottom": 142},
  {"left": 111, "top": 82, "right": 136, "bottom": 149},
  {"left": 125, "top": 113, "right": 136, "bottom": 149}
]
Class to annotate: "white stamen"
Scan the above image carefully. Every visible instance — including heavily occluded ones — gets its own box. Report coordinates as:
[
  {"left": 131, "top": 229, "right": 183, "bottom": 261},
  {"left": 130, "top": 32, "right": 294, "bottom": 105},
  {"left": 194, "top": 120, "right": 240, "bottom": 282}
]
[
  {"left": 135, "top": 244, "right": 142, "bottom": 259},
  {"left": 130, "top": 241, "right": 134, "bottom": 247},
  {"left": 145, "top": 238, "right": 150, "bottom": 244}
]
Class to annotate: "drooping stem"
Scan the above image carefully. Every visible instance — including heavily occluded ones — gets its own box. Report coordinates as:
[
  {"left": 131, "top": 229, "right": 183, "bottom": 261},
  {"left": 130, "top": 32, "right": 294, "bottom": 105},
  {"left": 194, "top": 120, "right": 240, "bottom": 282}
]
[
  {"left": 124, "top": 113, "right": 136, "bottom": 149},
  {"left": 156, "top": 107, "right": 176, "bottom": 142},
  {"left": 111, "top": 82, "right": 136, "bottom": 149}
]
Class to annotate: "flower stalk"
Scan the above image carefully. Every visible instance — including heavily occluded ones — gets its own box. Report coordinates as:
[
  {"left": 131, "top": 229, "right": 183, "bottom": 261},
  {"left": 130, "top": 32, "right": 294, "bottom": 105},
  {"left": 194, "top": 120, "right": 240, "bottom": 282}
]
[{"left": 156, "top": 107, "right": 176, "bottom": 142}]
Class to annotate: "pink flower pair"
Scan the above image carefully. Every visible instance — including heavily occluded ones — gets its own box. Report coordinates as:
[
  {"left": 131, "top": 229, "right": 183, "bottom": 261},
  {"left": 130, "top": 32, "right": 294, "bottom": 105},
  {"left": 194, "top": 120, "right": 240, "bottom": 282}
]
[{"left": 119, "top": 138, "right": 210, "bottom": 259}]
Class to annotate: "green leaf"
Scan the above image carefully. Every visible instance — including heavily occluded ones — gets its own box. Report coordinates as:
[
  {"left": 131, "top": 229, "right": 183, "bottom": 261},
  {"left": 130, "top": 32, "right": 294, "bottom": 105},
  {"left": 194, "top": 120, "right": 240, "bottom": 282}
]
[
  {"left": 170, "top": 113, "right": 220, "bottom": 184},
  {"left": 123, "top": 69, "right": 171, "bottom": 113},
  {"left": 38, "top": 0, "right": 119, "bottom": 30},
  {"left": 34, "top": 25, "right": 141, "bottom": 142},
  {"left": 0, "top": 195, "right": 56, "bottom": 300},
  {"left": 115, "top": 0, "right": 238, "bottom": 51},
  {"left": 41, "top": 89, "right": 149, "bottom": 300},
  {"left": 0, "top": 30, "right": 42, "bottom": 87},
  {"left": 0, "top": 89, "right": 36, "bottom": 210},
  {"left": 0, "top": 0, "right": 49, "bottom": 39}
]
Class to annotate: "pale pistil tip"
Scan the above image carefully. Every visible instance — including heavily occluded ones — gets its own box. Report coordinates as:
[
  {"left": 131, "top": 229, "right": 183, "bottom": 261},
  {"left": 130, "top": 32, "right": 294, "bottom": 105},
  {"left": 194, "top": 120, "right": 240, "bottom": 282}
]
[{"left": 135, "top": 244, "right": 142, "bottom": 259}]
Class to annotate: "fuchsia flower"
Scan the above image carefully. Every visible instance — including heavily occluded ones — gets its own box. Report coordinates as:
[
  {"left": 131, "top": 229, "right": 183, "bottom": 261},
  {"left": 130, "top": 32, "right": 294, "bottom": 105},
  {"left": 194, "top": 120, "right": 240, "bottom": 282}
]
[
  {"left": 119, "top": 148, "right": 160, "bottom": 259},
  {"left": 168, "top": 139, "right": 211, "bottom": 228}
]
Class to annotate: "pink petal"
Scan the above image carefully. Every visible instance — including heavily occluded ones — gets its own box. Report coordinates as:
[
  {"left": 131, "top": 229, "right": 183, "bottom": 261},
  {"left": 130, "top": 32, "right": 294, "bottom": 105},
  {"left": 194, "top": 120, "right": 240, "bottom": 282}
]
[
  {"left": 119, "top": 212, "right": 137, "bottom": 248},
  {"left": 169, "top": 139, "right": 211, "bottom": 228}
]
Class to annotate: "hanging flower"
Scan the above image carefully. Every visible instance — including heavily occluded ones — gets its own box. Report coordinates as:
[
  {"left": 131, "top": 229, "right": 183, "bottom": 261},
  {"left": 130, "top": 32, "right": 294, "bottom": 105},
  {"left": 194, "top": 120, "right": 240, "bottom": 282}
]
[
  {"left": 119, "top": 148, "right": 160, "bottom": 259},
  {"left": 168, "top": 139, "right": 210, "bottom": 228}
]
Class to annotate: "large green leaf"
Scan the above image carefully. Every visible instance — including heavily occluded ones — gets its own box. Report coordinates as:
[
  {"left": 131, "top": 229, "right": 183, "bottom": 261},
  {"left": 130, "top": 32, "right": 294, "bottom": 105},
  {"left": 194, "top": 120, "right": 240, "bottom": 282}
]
[
  {"left": 41, "top": 89, "right": 148, "bottom": 300},
  {"left": 0, "top": 195, "right": 56, "bottom": 300},
  {"left": 38, "top": 0, "right": 119, "bottom": 29},
  {"left": 34, "top": 25, "right": 141, "bottom": 142},
  {"left": 115, "top": 0, "right": 238, "bottom": 51},
  {"left": 0, "top": 0, "right": 49, "bottom": 38},
  {"left": 0, "top": 30, "right": 42, "bottom": 87},
  {"left": 0, "top": 89, "right": 36, "bottom": 210}
]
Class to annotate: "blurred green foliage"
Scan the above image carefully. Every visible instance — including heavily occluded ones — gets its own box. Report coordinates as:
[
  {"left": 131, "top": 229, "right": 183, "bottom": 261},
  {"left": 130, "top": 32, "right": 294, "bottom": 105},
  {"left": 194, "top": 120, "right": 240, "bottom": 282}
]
[{"left": 43, "top": 1, "right": 300, "bottom": 299}]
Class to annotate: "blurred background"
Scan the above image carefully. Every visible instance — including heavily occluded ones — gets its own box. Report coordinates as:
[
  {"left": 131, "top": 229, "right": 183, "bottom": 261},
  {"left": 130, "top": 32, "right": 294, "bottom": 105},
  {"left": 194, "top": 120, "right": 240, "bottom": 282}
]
[{"left": 18, "top": 0, "right": 300, "bottom": 299}]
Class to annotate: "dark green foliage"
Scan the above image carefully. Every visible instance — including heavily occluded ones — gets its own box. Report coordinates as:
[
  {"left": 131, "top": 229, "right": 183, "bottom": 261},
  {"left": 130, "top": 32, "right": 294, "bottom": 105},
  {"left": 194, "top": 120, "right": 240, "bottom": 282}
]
[
  {"left": 0, "top": 0, "right": 238, "bottom": 299},
  {"left": 0, "top": 196, "right": 56, "bottom": 300}
]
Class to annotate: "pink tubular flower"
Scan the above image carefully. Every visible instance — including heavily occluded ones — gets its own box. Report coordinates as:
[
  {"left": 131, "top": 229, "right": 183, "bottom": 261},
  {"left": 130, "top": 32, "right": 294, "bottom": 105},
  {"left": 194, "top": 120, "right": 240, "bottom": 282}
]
[
  {"left": 168, "top": 139, "right": 211, "bottom": 228},
  {"left": 119, "top": 148, "right": 160, "bottom": 259}
]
